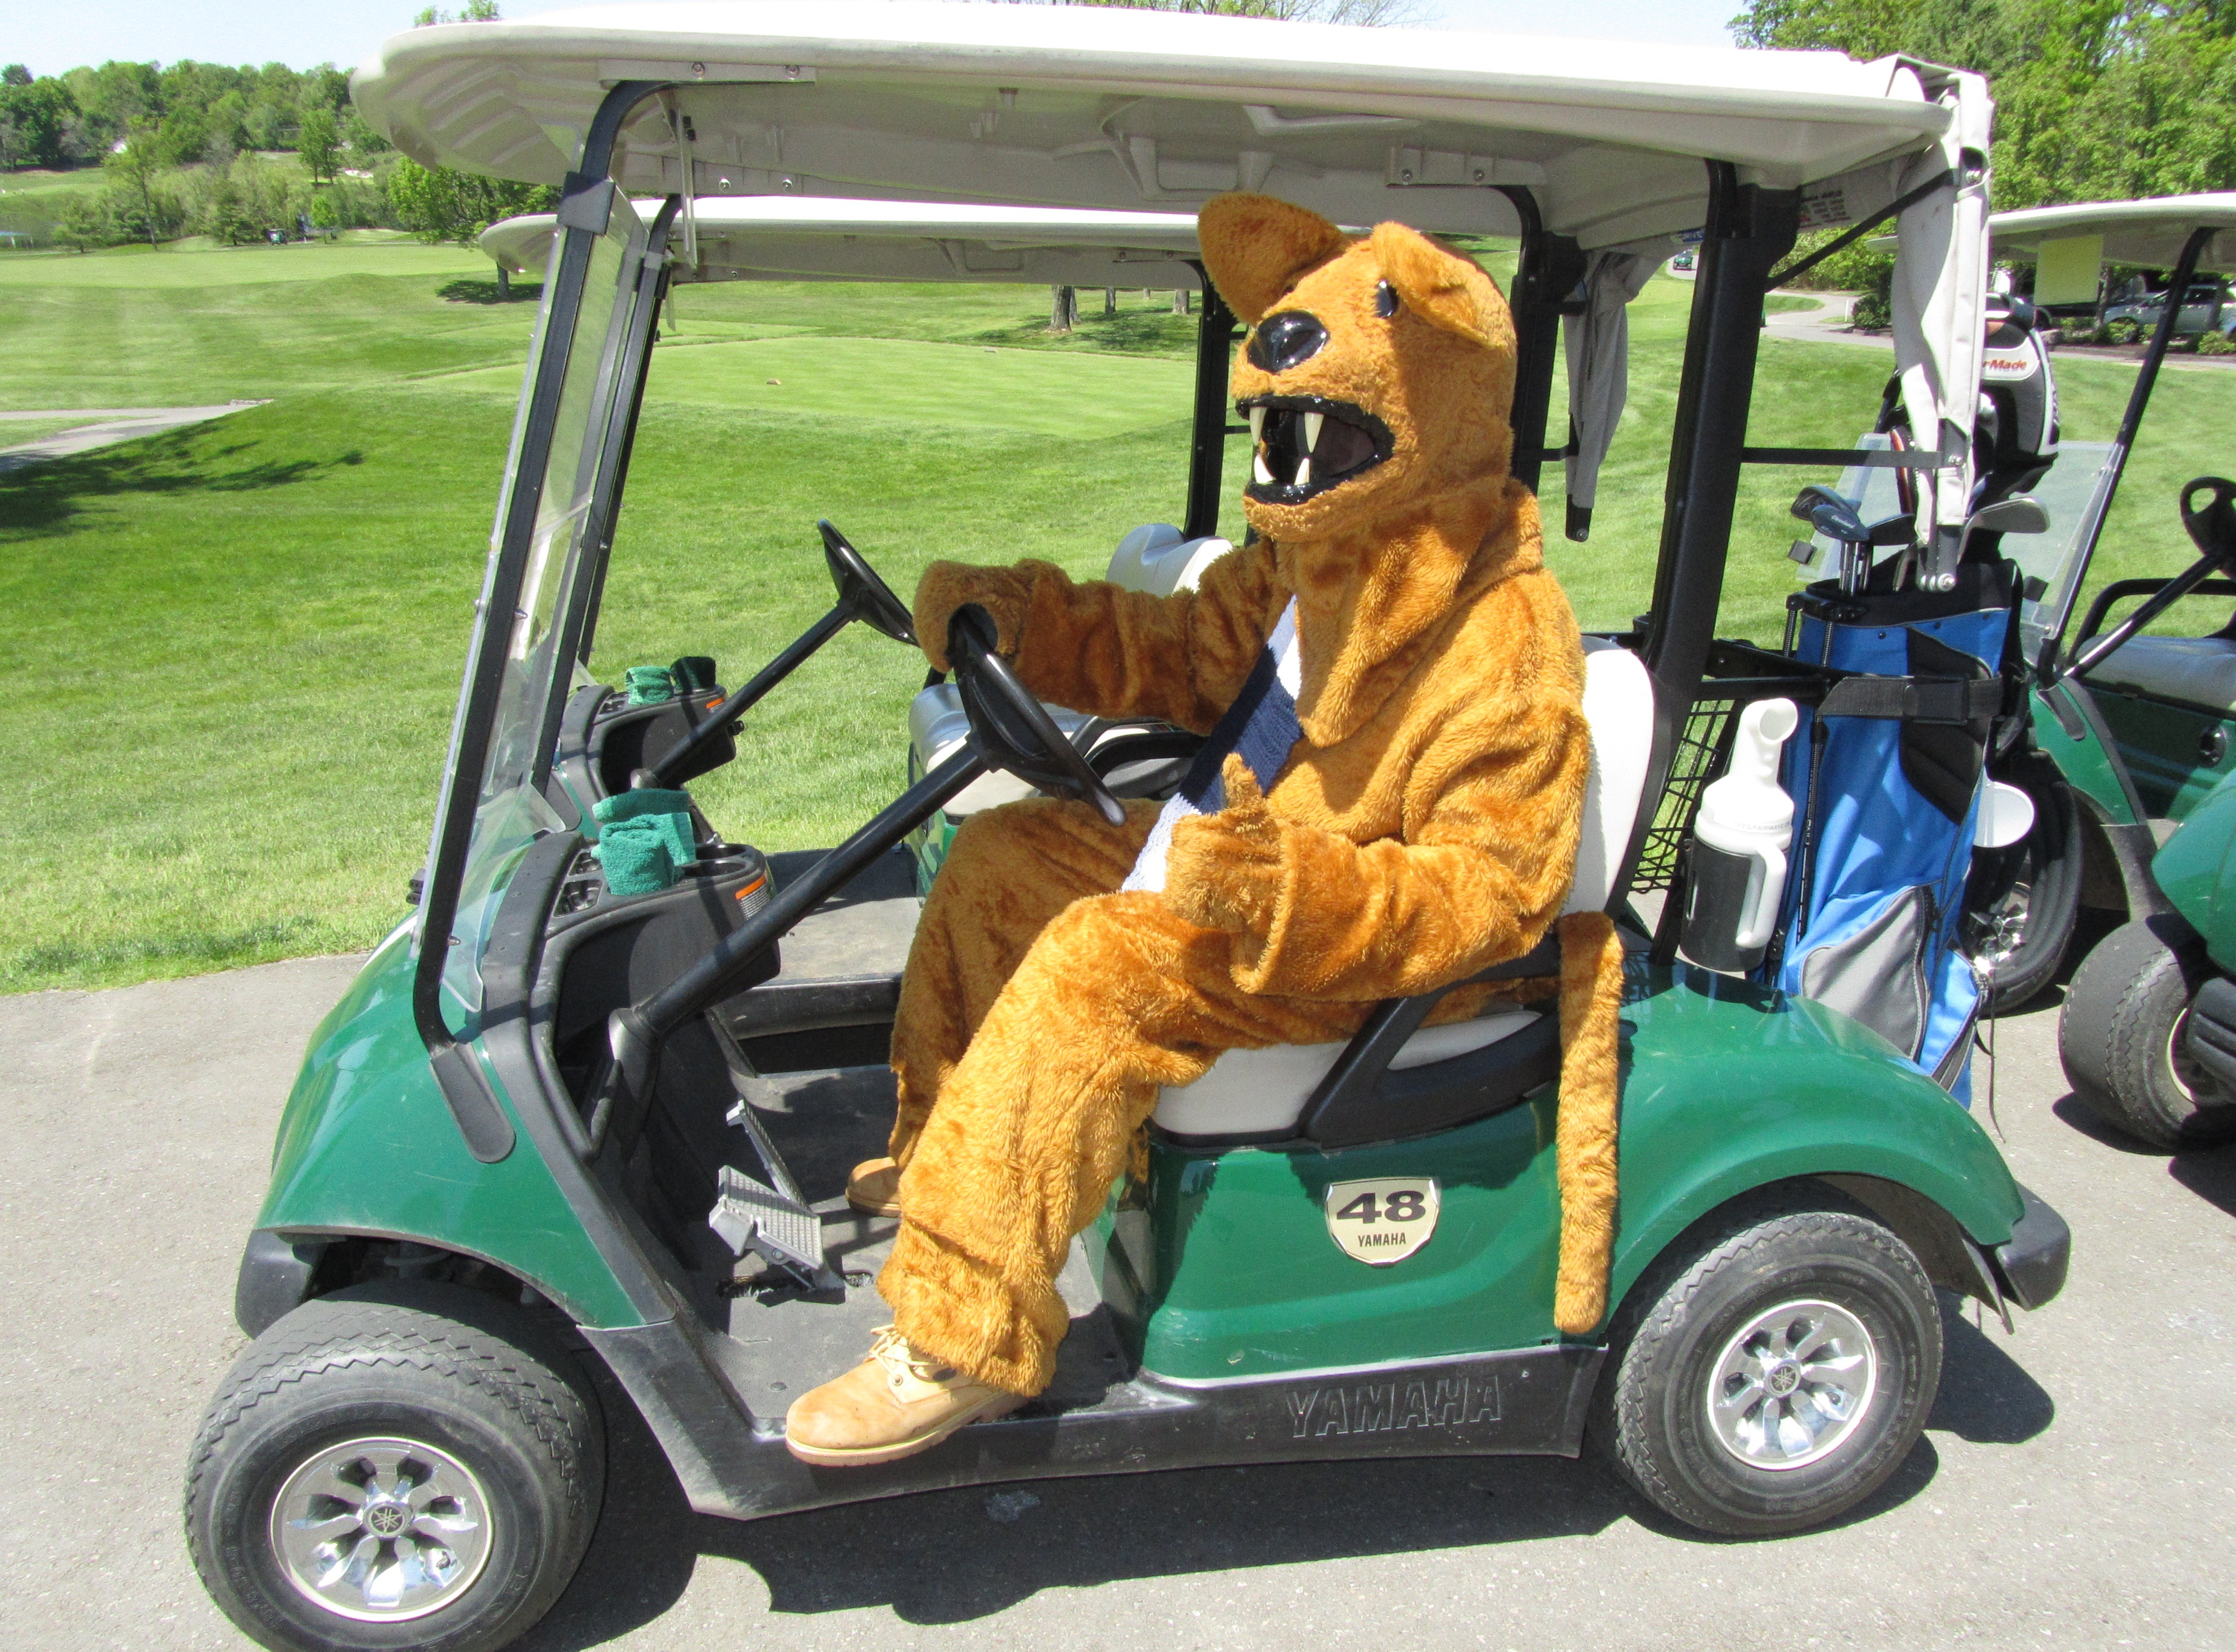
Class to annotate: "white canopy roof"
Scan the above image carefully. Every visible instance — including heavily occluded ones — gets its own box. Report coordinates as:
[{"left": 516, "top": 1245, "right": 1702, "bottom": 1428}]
[
  {"left": 480, "top": 195, "right": 1206, "bottom": 286},
  {"left": 356, "top": 1, "right": 1959, "bottom": 250},
  {"left": 1991, "top": 194, "right": 2236, "bottom": 272}
]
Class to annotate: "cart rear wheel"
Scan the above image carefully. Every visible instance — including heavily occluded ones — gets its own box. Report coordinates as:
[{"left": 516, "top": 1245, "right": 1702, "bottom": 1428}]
[
  {"left": 2059, "top": 916, "right": 2236, "bottom": 1150},
  {"left": 1588, "top": 1190, "right": 1941, "bottom": 1537},
  {"left": 184, "top": 1282, "right": 604, "bottom": 1652}
]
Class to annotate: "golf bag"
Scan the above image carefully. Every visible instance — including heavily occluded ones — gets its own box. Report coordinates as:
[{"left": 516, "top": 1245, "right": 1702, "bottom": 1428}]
[{"left": 1765, "top": 564, "right": 2014, "bottom": 1105}]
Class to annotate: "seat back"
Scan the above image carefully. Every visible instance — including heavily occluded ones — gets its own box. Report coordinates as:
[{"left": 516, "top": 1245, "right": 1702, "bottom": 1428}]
[
  {"left": 1151, "top": 638, "right": 1655, "bottom": 1140},
  {"left": 1570, "top": 638, "right": 1654, "bottom": 913}
]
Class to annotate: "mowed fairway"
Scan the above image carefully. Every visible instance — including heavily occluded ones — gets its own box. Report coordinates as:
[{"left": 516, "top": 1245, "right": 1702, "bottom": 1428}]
[
  {"left": 4, "top": 235, "right": 2236, "bottom": 992},
  {"left": 441, "top": 334, "right": 1192, "bottom": 438}
]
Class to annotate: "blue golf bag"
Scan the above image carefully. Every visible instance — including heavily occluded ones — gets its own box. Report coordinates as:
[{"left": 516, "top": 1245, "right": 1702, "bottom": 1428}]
[{"left": 1764, "top": 565, "right": 2014, "bottom": 1105}]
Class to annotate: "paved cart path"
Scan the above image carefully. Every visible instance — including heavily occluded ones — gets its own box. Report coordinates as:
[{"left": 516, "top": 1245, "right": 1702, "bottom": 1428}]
[
  {"left": 0, "top": 402, "right": 267, "bottom": 474},
  {"left": 3, "top": 955, "right": 2233, "bottom": 1650}
]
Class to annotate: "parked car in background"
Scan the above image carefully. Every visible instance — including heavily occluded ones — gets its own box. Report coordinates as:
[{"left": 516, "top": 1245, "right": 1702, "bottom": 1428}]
[{"left": 2105, "top": 280, "right": 2235, "bottom": 337}]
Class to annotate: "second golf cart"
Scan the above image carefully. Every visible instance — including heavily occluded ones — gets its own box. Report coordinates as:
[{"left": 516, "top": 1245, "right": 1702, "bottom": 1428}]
[{"left": 1988, "top": 195, "right": 2236, "bottom": 1148}]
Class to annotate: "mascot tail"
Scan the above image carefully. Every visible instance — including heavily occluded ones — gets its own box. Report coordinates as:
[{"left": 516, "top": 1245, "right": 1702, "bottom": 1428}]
[{"left": 1552, "top": 910, "right": 1626, "bottom": 1335}]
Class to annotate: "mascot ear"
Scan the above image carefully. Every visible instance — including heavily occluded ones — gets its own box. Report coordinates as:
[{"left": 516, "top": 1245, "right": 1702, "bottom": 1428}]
[
  {"left": 1199, "top": 193, "right": 1348, "bottom": 325},
  {"left": 1370, "top": 220, "right": 1505, "bottom": 349}
]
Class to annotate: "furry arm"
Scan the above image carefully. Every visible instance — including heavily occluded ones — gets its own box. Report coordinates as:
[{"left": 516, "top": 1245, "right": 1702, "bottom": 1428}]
[
  {"left": 911, "top": 548, "right": 1280, "bottom": 733},
  {"left": 1165, "top": 694, "right": 1589, "bottom": 1001}
]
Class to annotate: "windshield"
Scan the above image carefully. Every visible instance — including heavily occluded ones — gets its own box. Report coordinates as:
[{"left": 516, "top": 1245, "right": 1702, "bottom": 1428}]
[{"left": 430, "top": 196, "right": 651, "bottom": 1015}]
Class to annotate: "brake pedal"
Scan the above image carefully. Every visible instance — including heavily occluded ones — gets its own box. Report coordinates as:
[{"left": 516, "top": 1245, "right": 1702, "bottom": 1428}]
[{"left": 709, "top": 1164, "right": 829, "bottom": 1279}]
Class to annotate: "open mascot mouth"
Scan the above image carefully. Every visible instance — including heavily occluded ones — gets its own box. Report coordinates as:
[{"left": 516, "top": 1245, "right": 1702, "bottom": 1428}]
[{"left": 1241, "top": 395, "right": 1392, "bottom": 506}]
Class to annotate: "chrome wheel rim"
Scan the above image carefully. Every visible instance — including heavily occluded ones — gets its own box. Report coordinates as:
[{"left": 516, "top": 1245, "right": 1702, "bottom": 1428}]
[
  {"left": 1705, "top": 1299, "right": 1878, "bottom": 1471},
  {"left": 2168, "top": 1007, "right": 2204, "bottom": 1102},
  {"left": 269, "top": 1436, "right": 493, "bottom": 1623}
]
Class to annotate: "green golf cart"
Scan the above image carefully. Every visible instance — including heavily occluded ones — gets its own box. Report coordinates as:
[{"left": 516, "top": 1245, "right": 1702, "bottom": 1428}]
[
  {"left": 1982, "top": 196, "right": 2236, "bottom": 1148},
  {"left": 184, "top": 10, "right": 2068, "bottom": 1650}
]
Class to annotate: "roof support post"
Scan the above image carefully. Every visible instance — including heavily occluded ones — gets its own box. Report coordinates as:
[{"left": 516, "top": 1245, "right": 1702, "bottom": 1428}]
[
  {"left": 1185, "top": 269, "right": 1239, "bottom": 540},
  {"left": 2044, "top": 224, "right": 2215, "bottom": 673},
  {"left": 1620, "top": 164, "right": 1798, "bottom": 898},
  {"left": 1496, "top": 186, "right": 1585, "bottom": 498}
]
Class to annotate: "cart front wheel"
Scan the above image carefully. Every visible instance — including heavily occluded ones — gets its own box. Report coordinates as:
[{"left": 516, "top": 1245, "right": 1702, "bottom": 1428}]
[
  {"left": 1589, "top": 1190, "right": 1941, "bottom": 1537},
  {"left": 184, "top": 1282, "right": 604, "bottom": 1652},
  {"left": 2059, "top": 915, "right": 2236, "bottom": 1150}
]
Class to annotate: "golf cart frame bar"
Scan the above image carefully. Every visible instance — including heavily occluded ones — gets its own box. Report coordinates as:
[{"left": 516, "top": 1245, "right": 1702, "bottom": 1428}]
[
  {"left": 414, "top": 79, "right": 665, "bottom": 1155},
  {"left": 2045, "top": 223, "right": 2216, "bottom": 677}
]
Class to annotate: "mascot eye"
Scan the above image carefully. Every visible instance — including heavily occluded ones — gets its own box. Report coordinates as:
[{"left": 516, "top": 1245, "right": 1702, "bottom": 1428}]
[{"left": 1374, "top": 278, "right": 1399, "bottom": 319}]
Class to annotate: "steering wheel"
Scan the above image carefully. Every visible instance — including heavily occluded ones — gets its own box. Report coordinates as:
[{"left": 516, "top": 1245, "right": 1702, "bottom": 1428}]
[
  {"left": 946, "top": 605, "right": 1125, "bottom": 826},
  {"left": 819, "top": 520, "right": 916, "bottom": 643},
  {"left": 2182, "top": 477, "right": 2236, "bottom": 567}
]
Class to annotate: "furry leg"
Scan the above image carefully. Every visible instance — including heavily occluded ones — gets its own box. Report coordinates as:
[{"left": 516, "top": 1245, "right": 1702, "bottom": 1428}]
[
  {"left": 882, "top": 891, "right": 1369, "bottom": 1395},
  {"left": 1552, "top": 910, "right": 1625, "bottom": 1335},
  {"left": 888, "top": 799, "right": 1156, "bottom": 1166}
]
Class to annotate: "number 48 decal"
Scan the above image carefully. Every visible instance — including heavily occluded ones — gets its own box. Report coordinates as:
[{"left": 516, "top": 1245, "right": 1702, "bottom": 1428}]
[{"left": 1322, "top": 1178, "right": 1440, "bottom": 1265}]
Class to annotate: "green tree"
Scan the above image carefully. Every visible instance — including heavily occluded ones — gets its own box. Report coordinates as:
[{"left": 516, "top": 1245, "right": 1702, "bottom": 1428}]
[
  {"left": 387, "top": 154, "right": 553, "bottom": 243},
  {"left": 102, "top": 116, "right": 169, "bottom": 247},
  {"left": 202, "top": 173, "right": 256, "bottom": 245},
  {"left": 298, "top": 106, "right": 341, "bottom": 185},
  {"left": 1728, "top": 1, "right": 2236, "bottom": 209},
  {"left": 3, "top": 65, "right": 31, "bottom": 87},
  {"left": 0, "top": 76, "right": 79, "bottom": 169}
]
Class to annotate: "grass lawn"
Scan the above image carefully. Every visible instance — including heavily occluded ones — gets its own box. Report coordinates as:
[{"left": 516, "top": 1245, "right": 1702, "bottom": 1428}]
[{"left": 5, "top": 238, "right": 2236, "bottom": 993}]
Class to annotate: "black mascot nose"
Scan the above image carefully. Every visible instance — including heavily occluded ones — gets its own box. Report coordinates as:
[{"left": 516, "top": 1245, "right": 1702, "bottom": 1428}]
[{"left": 1247, "top": 310, "right": 1329, "bottom": 374}]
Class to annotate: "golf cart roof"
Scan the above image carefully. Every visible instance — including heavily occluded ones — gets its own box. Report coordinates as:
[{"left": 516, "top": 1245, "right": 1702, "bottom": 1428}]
[
  {"left": 1990, "top": 194, "right": 2236, "bottom": 273},
  {"left": 480, "top": 196, "right": 1207, "bottom": 287},
  {"left": 356, "top": 1, "right": 1965, "bottom": 250}
]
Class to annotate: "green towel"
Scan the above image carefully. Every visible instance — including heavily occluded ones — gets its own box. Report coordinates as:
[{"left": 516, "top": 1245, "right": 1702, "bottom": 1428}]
[
  {"left": 670, "top": 655, "right": 718, "bottom": 694},
  {"left": 624, "top": 665, "right": 675, "bottom": 706},
  {"left": 592, "top": 819, "right": 676, "bottom": 897},
  {"left": 592, "top": 787, "right": 697, "bottom": 871}
]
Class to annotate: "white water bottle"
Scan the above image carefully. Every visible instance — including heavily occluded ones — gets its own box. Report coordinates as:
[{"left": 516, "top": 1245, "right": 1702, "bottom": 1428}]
[{"left": 1683, "top": 698, "right": 1800, "bottom": 972}]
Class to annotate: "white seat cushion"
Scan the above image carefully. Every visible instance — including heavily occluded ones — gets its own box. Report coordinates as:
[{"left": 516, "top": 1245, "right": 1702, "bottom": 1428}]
[
  {"left": 2090, "top": 636, "right": 2236, "bottom": 716},
  {"left": 1153, "top": 1009, "right": 1544, "bottom": 1137},
  {"left": 1150, "top": 639, "right": 1655, "bottom": 1138}
]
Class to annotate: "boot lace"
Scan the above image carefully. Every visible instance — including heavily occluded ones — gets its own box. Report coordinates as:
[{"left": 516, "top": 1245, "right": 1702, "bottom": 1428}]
[{"left": 870, "top": 1325, "right": 954, "bottom": 1388}]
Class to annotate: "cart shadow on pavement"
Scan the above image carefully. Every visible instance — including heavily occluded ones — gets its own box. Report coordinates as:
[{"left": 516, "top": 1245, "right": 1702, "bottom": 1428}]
[
  {"left": 2049, "top": 1094, "right": 2236, "bottom": 1219},
  {"left": 517, "top": 1287, "right": 2050, "bottom": 1646}
]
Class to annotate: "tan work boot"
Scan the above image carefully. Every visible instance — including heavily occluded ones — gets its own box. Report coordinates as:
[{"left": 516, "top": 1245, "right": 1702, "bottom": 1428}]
[
  {"left": 784, "top": 1326, "right": 1025, "bottom": 1466},
  {"left": 845, "top": 1156, "right": 903, "bottom": 1217}
]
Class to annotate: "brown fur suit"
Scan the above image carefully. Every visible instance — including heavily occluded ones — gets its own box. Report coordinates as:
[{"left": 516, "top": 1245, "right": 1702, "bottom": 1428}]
[{"left": 879, "top": 194, "right": 1626, "bottom": 1397}]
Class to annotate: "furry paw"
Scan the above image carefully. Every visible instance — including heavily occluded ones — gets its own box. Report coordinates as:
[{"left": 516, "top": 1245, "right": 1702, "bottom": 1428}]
[
  {"left": 913, "top": 562, "right": 1036, "bottom": 672},
  {"left": 1165, "top": 756, "right": 1289, "bottom": 935}
]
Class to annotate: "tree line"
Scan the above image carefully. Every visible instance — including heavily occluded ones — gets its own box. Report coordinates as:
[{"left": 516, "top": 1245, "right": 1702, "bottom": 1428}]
[
  {"left": 1730, "top": 0, "right": 2236, "bottom": 208},
  {"left": 0, "top": 4, "right": 550, "bottom": 252}
]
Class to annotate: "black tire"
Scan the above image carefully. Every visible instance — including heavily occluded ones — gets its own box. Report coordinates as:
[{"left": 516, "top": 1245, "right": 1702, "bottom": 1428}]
[
  {"left": 184, "top": 1282, "right": 605, "bottom": 1652},
  {"left": 1588, "top": 1189, "right": 1942, "bottom": 1537},
  {"left": 1964, "top": 758, "right": 2081, "bottom": 1014},
  {"left": 2058, "top": 915, "right": 2236, "bottom": 1150}
]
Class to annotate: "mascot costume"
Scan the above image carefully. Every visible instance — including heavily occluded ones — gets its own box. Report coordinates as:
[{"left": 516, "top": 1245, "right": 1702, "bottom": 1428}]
[{"left": 785, "top": 194, "right": 1626, "bottom": 1466}]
